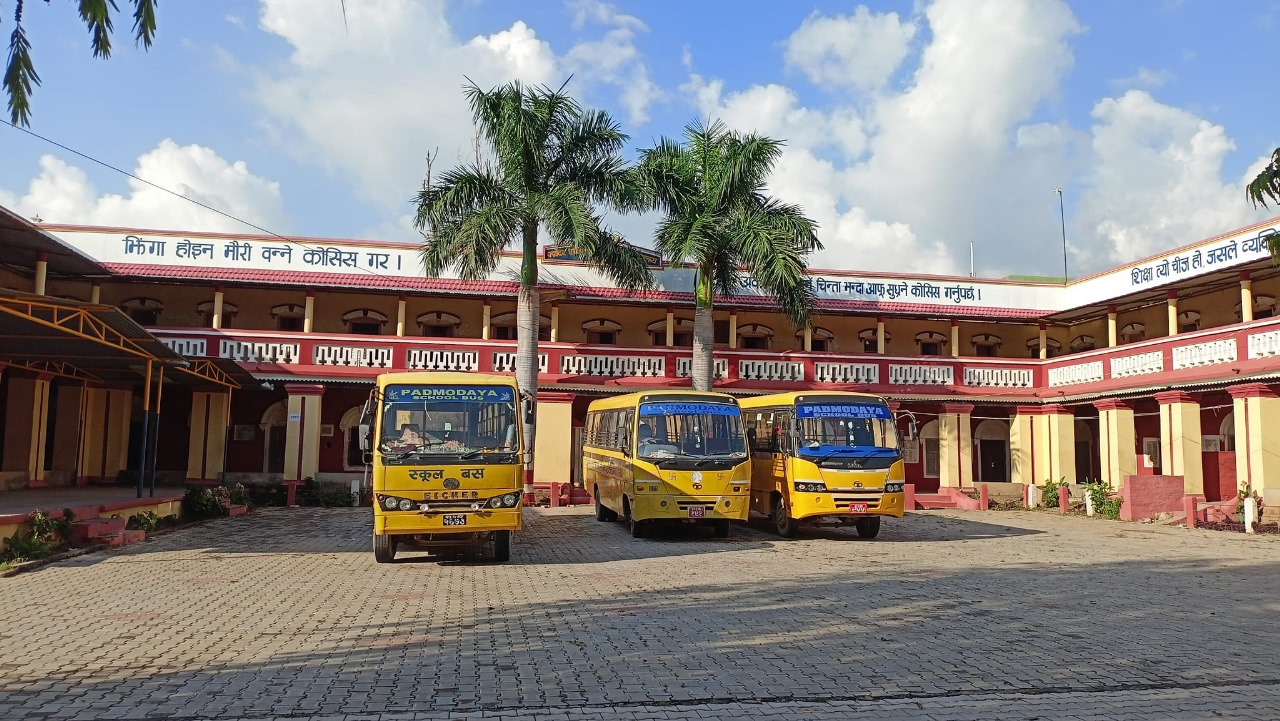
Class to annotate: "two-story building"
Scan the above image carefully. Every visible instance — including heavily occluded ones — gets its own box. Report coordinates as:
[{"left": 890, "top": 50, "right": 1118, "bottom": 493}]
[{"left": 2, "top": 203, "right": 1278, "bottom": 514}]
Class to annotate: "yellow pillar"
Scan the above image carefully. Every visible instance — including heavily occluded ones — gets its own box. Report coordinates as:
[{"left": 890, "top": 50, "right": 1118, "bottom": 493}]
[
  {"left": 1, "top": 375, "right": 52, "bottom": 486},
  {"left": 1030, "top": 405, "right": 1076, "bottom": 485},
  {"left": 1156, "top": 391, "right": 1203, "bottom": 495},
  {"left": 482, "top": 302, "right": 492, "bottom": 341},
  {"left": 550, "top": 303, "right": 560, "bottom": 342},
  {"left": 1038, "top": 324, "right": 1048, "bottom": 359},
  {"left": 283, "top": 384, "right": 323, "bottom": 484},
  {"left": 665, "top": 307, "right": 675, "bottom": 347},
  {"left": 187, "top": 392, "right": 230, "bottom": 483},
  {"left": 211, "top": 287, "right": 225, "bottom": 329},
  {"left": 105, "top": 388, "right": 132, "bottom": 481},
  {"left": 729, "top": 310, "right": 738, "bottom": 349},
  {"left": 533, "top": 392, "right": 574, "bottom": 487},
  {"left": 803, "top": 325, "right": 812, "bottom": 352},
  {"left": 938, "top": 403, "right": 973, "bottom": 489},
  {"left": 1094, "top": 399, "right": 1137, "bottom": 489},
  {"left": 1010, "top": 408, "right": 1036, "bottom": 487},
  {"left": 50, "top": 383, "right": 86, "bottom": 482},
  {"left": 396, "top": 297, "right": 407, "bottom": 337},
  {"left": 34, "top": 253, "right": 48, "bottom": 295},
  {"left": 1241, "top": 272, "right": 1254, "bottom": 323},
  {"left": 1166, "top": 291, "right": 1178, "bottom": 337},
  {"left": 1107, "top": 306, "right": 1118, "bottom": 347},
  {"left": 90, "top": 283, "right": 101, "bottom": 304},
  {"left": 1228, "top": 384, "right": 1280, "bottom": 515},
  {"left": 876, "top": 318, "right": 886, "bottom": 354},
  {"left": 303, "top": 292, "right": 315, "bottom": 333}
]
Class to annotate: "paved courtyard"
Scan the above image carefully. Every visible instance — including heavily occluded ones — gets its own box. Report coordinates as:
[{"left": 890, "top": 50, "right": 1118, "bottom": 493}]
[{"left": 2, "top": 506, "right": 1279, "bottom": 720}]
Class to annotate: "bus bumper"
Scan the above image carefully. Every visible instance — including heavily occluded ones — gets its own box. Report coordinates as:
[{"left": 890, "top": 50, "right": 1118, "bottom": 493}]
[
  {"left": 629, "top": 494, "right": 751, "bottom": 522},
  {"left": 374, "top": 507, "right": 524, "bottom": 536},
  {"left": 791, "top": 491, "right": 905, "bottom": 521}
]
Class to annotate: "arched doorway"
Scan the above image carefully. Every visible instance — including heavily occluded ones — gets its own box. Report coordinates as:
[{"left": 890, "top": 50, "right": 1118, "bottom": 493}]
[
  {"left": 918, "top": 420, "right": 940, "bottom": 492},
  {"left": 1074, "top": 419, "right": 1099, "bottom": 484},
  {"left": 974, "top": 419, "right": 1010, "bottom": 483},
  {"left": 261, "top": 400, "right": 287, "bottom": 474},
  {"left": 339, "top": 406, "right": 367, "bottom": 471},
  {"left": 1220, "top": 412, "right": 1236, "bottom": 452}
]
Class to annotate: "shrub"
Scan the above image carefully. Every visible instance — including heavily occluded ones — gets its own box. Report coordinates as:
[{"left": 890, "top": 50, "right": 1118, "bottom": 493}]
[
  {"left": 1084, "top": 482, "right": 1123, "bottom": 520},
  {"left": 182, "top": 486, "right": 229, "bottom": 521},
  {"left": 1040, "top": 478, "right": 1068, "bottom": 509}
]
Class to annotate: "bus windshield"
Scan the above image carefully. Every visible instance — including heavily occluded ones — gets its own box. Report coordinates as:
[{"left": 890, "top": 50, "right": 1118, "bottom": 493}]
[
  {"left": 636, "top": 402, "right": 747, "bottom": 460},
  {"left": 380, "top": 384, "right": 517, "bottom": 458},
  {"left": 795, "top": 402, "right": 899, "bottom": 457}
]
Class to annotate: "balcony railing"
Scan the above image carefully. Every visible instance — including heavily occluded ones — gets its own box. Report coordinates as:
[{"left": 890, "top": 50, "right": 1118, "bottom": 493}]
[{"left": 150, "top": 315, "right": 1280, "bottom": 397}]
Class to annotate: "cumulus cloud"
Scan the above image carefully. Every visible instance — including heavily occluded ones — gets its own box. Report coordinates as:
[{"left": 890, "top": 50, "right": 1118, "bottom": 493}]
[
  {"left": 784, "top": 6, "right": 916, "bottom": 91},
  {"left": 0, "top": 140, "right": 289, "bottom": 233}
]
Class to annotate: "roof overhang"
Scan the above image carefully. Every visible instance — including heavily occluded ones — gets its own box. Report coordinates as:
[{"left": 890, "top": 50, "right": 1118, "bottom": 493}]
[{"left": 0, "top": 207, "right": 111, "bottom": 278}]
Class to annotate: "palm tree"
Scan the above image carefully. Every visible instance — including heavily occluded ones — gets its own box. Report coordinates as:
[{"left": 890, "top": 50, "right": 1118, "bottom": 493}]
[
  {"left": 635, "top": 119, "right": 821, "bottom": 391},
  {"left": 1246, "top": 148, "right": 1280, "bottom": 262},
  {"left": 414, "top": 79, "right": 653, "bottom": 499}
]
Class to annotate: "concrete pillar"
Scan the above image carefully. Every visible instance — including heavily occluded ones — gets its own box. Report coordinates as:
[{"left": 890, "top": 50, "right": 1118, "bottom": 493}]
[
  {"left": 79, "top": 388, "right": 132, "bottom": 484},
  {"left": 1038, "top": 323, "right": 1048, "bottom": 360},
  {"left": 938, "top": 403, "right": 973, "bottom": 489},
  {"left": 482, "top": 301, "right": 492, "bottom": 341},
  {"left": 1033, "top": 405, "right": 1076, "bottom": 486},
  {"left": 550, "top": 303, "right": 560, "bottom": 343},
  {"left": 50, "top": 383, "right": 86, "bottom": 481},
  {"left": 729, "top": 310, "right": 738, "bottom": 349},
  {"left": 1010, "top": 407, "right": 1037, "bottom": 487},
  {"left": 211, "top": 286, "right": 225, "bottom": 329},
  {"left": 1107, "top": 305, "right": 1118, "bottom": 347},
  {"left": 1228, "top": 384, "right": 1280, "bottom": 514},
  {"left": 34, "top": 252, "right": 48, "bottom": 296},
  {"left": 803, "top": 325, "right": 812, "bottom": 352},
  {"left": 283, "top": 384, "right": 324, "bottom": 486},
  {"left": 303, "top": 291, "right": 315, "bottom": 333},
  {"left": 396, "top": 297, "right": 407, "bottom": 337},
  {"left": 1, "top": 375, "right": 52, "bottom": 486},
  {"left": 876, "top": 317, "right": 886, "bottom": 354},
  {"left": 665, "top": 307, "right": 675, "bottom": 347},
  {"left": 1156, "top": 390, "right": 1203, "bottom": 495},
  {"left": 187, "top": 392, "right": 230, "bottom": 483},
  {"left": 1241, "top": 272, "right": 1254, "bottom": 323},
  {"left": 950, "top": 320, "right": 960, "bottom": 357},
  {"left": 533, "top": 392, "right": 574, "bottom": 487},
  {"left": 90, "top": 283, "right": 101, "bottom": 304},
  {"left": 1167, "top": 290, "right": 1178, "bottom": 337},
  {"left": 1093, "top": 399, "right": 1137, "bottom": 489}
]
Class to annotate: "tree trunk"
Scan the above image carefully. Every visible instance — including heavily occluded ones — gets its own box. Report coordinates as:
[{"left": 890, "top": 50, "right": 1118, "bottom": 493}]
[
  {"left": 517, "top": 221, "right": 540, "bottom": 501},
  {"left": 692, "top": 268, "right": 716, "bottom": 392}
]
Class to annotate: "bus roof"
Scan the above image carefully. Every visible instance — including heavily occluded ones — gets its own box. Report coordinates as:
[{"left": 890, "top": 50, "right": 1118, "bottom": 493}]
[
  {"left": 375, "top": 371, "right": 518, "bottom": 388},
  {"left": 739, "top": 391, "right": 891, "bottom": 410},
  {"left": 586, "top": 389, "right": 739, "bottom": 412}
]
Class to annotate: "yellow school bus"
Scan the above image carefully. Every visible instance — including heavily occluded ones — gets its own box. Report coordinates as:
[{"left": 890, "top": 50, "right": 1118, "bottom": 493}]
[
  {"left": 584, "top": 391, "right": 751, "bottom": 538},
  {"left": 361, "top": 371, "right": 524, "bottom": 563},
  {"left": 740, "top": 392, "right": 905, "bottom": 539}
]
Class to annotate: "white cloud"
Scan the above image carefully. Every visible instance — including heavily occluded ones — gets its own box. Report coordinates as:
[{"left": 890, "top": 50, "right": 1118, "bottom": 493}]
[
  {"left": 784, "top": 6, "right": 916, "bottom": 91},
  {"left": 0, "top": 140, "right": 289, "bottom": 233},
  {"left": 1110, "top": 66, "right": 1174, "bottom": 91},
  {"left": 563, "top": 1, "right": 661, "bottom": 124}
]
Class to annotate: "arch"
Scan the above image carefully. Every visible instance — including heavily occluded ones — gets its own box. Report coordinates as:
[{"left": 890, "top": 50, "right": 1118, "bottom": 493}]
[
  {"left": 339, "top": 405, "right": 367, "bottom": 471},
  {"left": 738, "top": 323, "right": 774, "bottom": 337},
  {"left": 341, "top": 308, "right": 389, "bottom": 324},
  {"left": 647, "top": 317, "right": 693, "bottom": 332},
  {"left": 1025, "top": 337, "right": 1062, "bottom": 351},
  {"left": 491, "top": 311, "right": 551, "bottom": 327},
  {"left": 582, "top": 318, "right": 622, "bottom": 332},
  {"left": 974, "top": 419, "right": 1010, "bottom": 440},
  {"left": 916, "top": 331, "right": 947, "bottom": 344},
  {"left": 271, "top": 303, "right": 305, "bottom": 318},
  {"left": 417, "top": 311, "right": 461, "bottom": 327},
  {"left": 1119, "top": 322, "right": 1146, "bottom": 343},
  {"left": 1070, "top": 335, "right": 1096, "bottom": 352},
  {"left": 919, "top": 419, "right": 939, "bottom": 439},
  {"left": 120, "top": 296, "right": 164, "bottom": 326},
  {"left": 795, "top": 326, "right": 834, "bottom": 340},
  {"left": 260, "top": 400, "right": 288, "bottom": 426},
  {"left": 259, "top": 400, "right": 288, "bottom": 475},
  {"left": 120, "top": 297, "right": 164, "bottom": 311},
  {"left": 858, "top": 328, "right": 891, "bottom": 342},
  {"left": 1220, "top": 411, "right": 1236, "bottom": 452},
  {"left": 1177, "top": 310, "right": 1201, "bottom": 332},
  {"left": 970, "top": 333, "right": 1002, "bottom": 348},
  {"left": 1074, "top": 418, "right": 1094, "bottom": 441},
  {"left": 196, "top": 300, "right": 239, "bottom": 315},
  {"left": 974, "top": 419, "right": 1010, "bottom": 483},
  {"left": 919, "top": 420, "right": 940, "bottom": 479}
]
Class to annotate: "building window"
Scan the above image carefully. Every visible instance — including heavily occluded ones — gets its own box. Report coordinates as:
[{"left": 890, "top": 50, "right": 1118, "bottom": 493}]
[
  {"left": 350, "top": 321, "right": 382, "bottom": 335},
  {"left": 196, "top": 300, "right": 237, "bottom": 328},
  {"left": 491, "top": 311, "right": 550, "bottom": 341},
  {"left": 915, "top": 331, "right": 947, "bottom": 357},
  {"left": 278, "top": 316, "right": 304, "bottom": 332},
  {"left": 1119, "top": 323, "right": 1146, "bottom": 344},
  {"left": 738, "top": 323, "right": 773, "bottom": 350},
  {"left": 1070, "top": 335, "right": 1096, "bottom": 353},
  {"left": 583, "top": 319, "right": 621, "bottom": 345},
  {"left": 714, "top": 320, "right": 731, "bottom": 345},
  {"left": 418, "top": 311, "right": 461, "bottom": 338},
  {"left": 858, "top": 328, "right": 889, "bottom": 354},
  {"left": 1026, "top": 337, "right": 1062, "bottom": 358},
  {"left": 1177, "top": 310, "right": 1201, "bottom": 334},
  {"left": 424, "top": 325, "right": 453, "bottom": 337},
  {"left": 342, "top": 309, "right": 389, "bottom": 336},
  {"left": 120, "top": 297, "right": 164, "bottom": 327},
  {"left": 975, "top": 345, "right": 996, "bottom": 357},
  {"left": 797, "top": 326, "right": 834, "bottom": 352},
  {"left": 648, "top": 318, "right": 693, "bottom": 347},
  {"left": 971, "top": 334, "right": 1002, "bottom": 357}
]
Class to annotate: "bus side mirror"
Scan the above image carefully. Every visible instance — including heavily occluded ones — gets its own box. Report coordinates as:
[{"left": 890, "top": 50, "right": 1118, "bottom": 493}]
[
  {"left": 905, "top": 421, "right": 918, "bottom": 442},
  {"left": 358, "top": 423, "right": 371, "bottom": 451}
]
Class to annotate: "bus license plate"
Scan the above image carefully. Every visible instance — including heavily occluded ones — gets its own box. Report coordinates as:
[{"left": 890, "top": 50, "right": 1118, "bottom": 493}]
[
  {"left": 442, "top": 514, "right": 468, "bottom": 526},
  {"left": 688, "top": 506, "right": 706, "bottom": 518},
  {"left": 848, "top": 503, "right": 869, "bottom": 515}
]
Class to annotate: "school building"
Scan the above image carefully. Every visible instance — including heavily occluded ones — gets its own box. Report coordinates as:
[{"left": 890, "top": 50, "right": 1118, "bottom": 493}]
[{"left": 1, "top": 202, "right": 1278, "bottom": 515}]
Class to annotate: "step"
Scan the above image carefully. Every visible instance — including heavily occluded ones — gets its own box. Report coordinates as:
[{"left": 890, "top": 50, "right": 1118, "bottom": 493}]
[
  {"left": 99, "top": 530, "right": 146, "bottom": 548},
  {"left": 69, "top": 517, "right": 126, "bottom": 545},
  {"left": 227, "top": 504, "right": 249, "bottom": 517},
  {"left": 913, "top": 493, "right": 960, "bottom": 510}
]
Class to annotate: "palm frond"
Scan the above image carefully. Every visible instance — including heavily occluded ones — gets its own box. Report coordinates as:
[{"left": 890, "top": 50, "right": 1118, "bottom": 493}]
[
  {"left": 729, "top": 206, "right": 818, "bottom": 328},
  {"left": 713, "top": 132, "right": 783, "bottom": 210},
  {"left": 1246, "top": 148, "right": 1280, "bottom": 209},
  {"left": 415, "top": 165, "right": 522, "bottom": 280},
  {"left": 5, "top": 25, "right": 40, "bottom": 127},
  {"left": 77, "top": 0, "right": 116, "bottom": 58},
  {"left": 132, "top": 0, "right": 158, "bottom": 48}
]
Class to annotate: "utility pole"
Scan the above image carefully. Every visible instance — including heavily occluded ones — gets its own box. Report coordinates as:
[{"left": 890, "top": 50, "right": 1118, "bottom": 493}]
[{"left": 1057, "top": 188, "right": 1068, "bottom": 283}]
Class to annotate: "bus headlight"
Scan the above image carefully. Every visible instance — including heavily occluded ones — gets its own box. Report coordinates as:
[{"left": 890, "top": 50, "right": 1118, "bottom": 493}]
[
  {"left": 795, "top": 481, "right": 827, "bottom": 493},
  {"left": 488, "top": 496, "right": 504, "bottom": 509},
  {"left": 503, "top": 493, "right": 519, "bottom": 507},
  {"left": 382, "top": 496, "right": 398, "bottom": 510},
  {"left": 397, "top": 498, "right": 414, "bottom": 511},
  {"left": 885, "top": 482, "right": 905, "bottom": 494}
]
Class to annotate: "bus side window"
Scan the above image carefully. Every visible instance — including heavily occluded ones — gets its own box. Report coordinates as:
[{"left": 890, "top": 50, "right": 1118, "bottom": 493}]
[
  {"left": 617, "top": 410, "right": 632, "bottom": 454},
  {"left": 771, "top": 413, "right": 791, "bottom": 455}
]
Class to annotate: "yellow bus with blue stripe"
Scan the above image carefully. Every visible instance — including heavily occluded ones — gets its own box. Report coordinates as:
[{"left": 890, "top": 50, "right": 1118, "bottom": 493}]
[
  {"left": 740, "top": 392, "right": 905, "bottom": 539},
  {"left": 583, "top": 391, "right": 752, "bottom": 538}
]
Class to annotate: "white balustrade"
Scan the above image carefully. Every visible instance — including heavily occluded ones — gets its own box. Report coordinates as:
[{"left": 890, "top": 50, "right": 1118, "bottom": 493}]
[
  {"left": 219, "top": 339, "right": 301, "bottom": 364},
  {"left": 1047, "top": 361, "right": 1104, "bottom": 387},
  {"left": 739, "top": 360, "right": 805, "bottom": 382},
  {"left": 406, "top": 349, "right": 478, "bottom": 372},
  {"left": 1110, "top": 351, "right": 1164, "bottom": 378},
  {"left": 813, "top": 362, "right": 880, "bottom": 385},
  {"left": 161, "top": 337, "right": 207, "bottom": 357},
  {"left": 492, "top": 352, "right": 548, "bottom": 374},
  {"left": 1172, "top": 338, "right": 1237, "bottom": 370},
  {"left": 963, "top": 367, "right": 1033, "bottom": 388},
  {"left": 313, "top": 344, "right": 393, "bottom": 368},
  {"left": 1248, "top": 329, "right": 1280, "bottom": 359},
  {"left": 887, "top": 364, "right": 954, "bottom": 385},
  {"left": 676, "top": 357, "right": 729, "bottom": 379},
  {"left": 561, "top": 354, "right": 666, "bottom": 377}
]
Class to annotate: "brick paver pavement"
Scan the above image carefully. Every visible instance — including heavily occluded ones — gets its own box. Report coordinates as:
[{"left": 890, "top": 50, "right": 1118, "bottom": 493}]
[{"left": 2, "top": 506, "right": 1278, "bottom": 720}]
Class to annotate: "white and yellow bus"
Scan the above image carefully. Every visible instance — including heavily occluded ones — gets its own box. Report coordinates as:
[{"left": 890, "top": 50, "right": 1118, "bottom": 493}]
[
  {"left": 740, "top": 392, "right": 906, "bottom": 539},
  {"left": 583, "top": 391, "right": 751, "bottom": 538},
  {"left": 362, "top": 372, "right": 524, "bottom": 563}
]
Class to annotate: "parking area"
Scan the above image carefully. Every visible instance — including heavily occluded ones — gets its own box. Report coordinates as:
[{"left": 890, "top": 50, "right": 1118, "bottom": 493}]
[{"left": 2, "top": 506, "right": 1279, "bottom": 720}]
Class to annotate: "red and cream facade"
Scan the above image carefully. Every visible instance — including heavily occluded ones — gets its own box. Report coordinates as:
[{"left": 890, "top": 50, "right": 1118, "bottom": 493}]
[{"left": 2, "top": 214, "right": 1279, "bottom": 516}]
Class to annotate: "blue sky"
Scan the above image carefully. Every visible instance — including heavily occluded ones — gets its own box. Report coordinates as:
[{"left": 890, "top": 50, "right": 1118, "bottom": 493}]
[{"left": 2, "top": 0, "right": 1278, "bottom": 278}]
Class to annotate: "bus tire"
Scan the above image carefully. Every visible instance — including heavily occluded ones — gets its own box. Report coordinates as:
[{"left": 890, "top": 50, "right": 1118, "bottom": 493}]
[
  {"left": 373, "top": 533, "right": 397, "bottom": 563},
  {"left": 493, "top": 530, "right": 511, "bottom": 562},
  {"left": 712, "top": 519, "right": 731, "bottom": 538},
  {"left": 855, "top": 516, "right": 881, "bottom": 539},
  {"left": 629, "top": 516, "right": 647, "bottom": 538},
  {"left": 772, "top": 496, "right": 798, "bottom": 538},
  {"left": 594, "top": 489, "right": 615, "bottom": 522}
]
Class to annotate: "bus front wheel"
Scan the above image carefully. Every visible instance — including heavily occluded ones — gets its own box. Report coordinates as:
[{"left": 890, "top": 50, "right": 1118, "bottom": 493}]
[
  {"left": 493, "top": 530, "right": 511, "bottom": 562},
  {"left": 373, "top": 533, "right": 397, "bottom": 563},
  {"left": 855, "top": 516, "right": 881, "bottom": 539},
  {"left": 712, "top": 519, "right": 731, "bottom": 539},
  {"left": 772, "top": 497, "right": 798, "bottom": 538}
]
